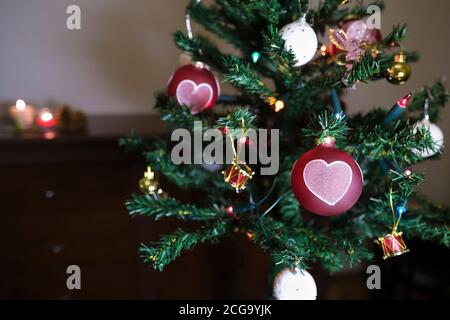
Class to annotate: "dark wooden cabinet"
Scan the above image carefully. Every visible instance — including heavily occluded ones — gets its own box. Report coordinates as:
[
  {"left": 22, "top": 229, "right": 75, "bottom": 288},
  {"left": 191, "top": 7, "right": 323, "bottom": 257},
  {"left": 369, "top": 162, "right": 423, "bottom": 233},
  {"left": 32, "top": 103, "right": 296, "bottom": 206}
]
[
  {"left": 0, "top": 135, "right": 142, "bottom": 299},
  {"left": 0, "top": 116, "right": 271, "bottom": 300}
]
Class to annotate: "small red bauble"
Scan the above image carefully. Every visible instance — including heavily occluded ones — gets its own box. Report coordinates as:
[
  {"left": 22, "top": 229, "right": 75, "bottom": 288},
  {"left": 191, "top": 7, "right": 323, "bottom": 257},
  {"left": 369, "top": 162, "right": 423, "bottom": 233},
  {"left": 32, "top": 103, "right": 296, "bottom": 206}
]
[
  {"left": 290, "top": 139, "right": 363, "bottom": 216},
  {"left": 167, "top": 62, "right": 220, "bottom": 115}
]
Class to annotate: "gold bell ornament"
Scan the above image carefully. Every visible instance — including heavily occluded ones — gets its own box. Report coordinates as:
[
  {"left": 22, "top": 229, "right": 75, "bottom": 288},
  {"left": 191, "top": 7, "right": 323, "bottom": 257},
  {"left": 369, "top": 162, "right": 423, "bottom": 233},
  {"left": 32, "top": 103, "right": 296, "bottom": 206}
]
[{"left": 386, "top": 51, "right": 412, "bottom": 85}]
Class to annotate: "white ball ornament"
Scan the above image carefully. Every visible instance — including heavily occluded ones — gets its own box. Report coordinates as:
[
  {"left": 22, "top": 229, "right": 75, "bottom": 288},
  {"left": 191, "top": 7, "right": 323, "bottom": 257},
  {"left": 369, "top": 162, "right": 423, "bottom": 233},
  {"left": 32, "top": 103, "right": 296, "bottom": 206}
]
[
  {"left": 280, "top": 17, "right": 318, "bottom": 67},
  {"left": 412, "top": 119, "right": 444, "bottom": 158},
  {"left": 273, "top": 268, "right": 317, "bottom": 300}
]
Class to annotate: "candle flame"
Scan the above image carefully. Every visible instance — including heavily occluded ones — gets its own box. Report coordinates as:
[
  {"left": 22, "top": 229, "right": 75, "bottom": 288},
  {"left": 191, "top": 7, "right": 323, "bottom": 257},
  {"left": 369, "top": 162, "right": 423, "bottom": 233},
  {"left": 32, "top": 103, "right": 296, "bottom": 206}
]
[
  {"left": 16, "top": 99, "right": 26, "bottom": 110},
  {"left": 40, "top": 109, "right": 54, "bottom": 122}
]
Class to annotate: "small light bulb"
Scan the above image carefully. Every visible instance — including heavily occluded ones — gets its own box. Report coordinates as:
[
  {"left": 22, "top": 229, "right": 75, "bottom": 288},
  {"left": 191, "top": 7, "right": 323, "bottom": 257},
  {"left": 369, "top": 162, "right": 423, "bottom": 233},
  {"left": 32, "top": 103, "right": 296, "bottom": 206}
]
[
  {"left": 274, "top": 100, "right": 285, "bottom": 112},
  {"left": 404, "top": 169, "right": 412, "bottom": 177},
  {"left": 239, "top": 136, "right": 248, "bottom": 145},
  {"left": 251, "top": 51, "right": 261, "bottom": 63},
  {"left": 396, "top": 206, "right": 407, "bottom": 216},
  {"left": 226, "top": 206, "right": 234, "bottom": 216},
  {"left": 320, "top": 44, "right": 327, "bottom": 56},
  {"left": 397, "top": 93, "right": 413, "bottom": 109},
  {"left": 16, "top": 99, "right": 26, "bottom": 110}
]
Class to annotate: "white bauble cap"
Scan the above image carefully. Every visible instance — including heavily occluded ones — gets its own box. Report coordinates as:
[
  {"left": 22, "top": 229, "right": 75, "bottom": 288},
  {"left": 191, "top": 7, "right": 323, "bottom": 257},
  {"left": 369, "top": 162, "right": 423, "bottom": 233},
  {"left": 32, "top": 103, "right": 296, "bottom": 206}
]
[
  {"left": 412, "top": 119, "right": 444, "bottom": 158},
  {"left": 273, "top": 268, "right": 317, "bottom": 300},
  {"left": 280, "top": 18, "right": 318, "bottom": 67}
]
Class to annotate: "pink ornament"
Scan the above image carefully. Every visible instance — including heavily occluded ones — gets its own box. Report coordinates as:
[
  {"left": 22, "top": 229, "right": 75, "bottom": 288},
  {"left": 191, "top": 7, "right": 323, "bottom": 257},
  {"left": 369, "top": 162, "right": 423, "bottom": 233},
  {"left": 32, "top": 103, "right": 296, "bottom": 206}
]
[
  {"left": 329, "top": 18, "right": 382, "bottom": 67},
  {"left": 342, "top": 18, "right": 382, "bottom": 45},
  {"left": 167, "top": 63, "right": 220, "bottom": 114},
  {"left": 290, "top": 140, "right": 364, "bottom": 216}
]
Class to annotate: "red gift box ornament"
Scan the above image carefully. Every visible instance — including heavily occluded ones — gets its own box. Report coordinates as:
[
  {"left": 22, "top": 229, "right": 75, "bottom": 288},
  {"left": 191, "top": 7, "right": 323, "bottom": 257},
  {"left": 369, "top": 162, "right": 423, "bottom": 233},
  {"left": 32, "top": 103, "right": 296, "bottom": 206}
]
[
  {"left": 376, "top": 231, "right": 410, "bottom": 260},
  {"left": 222, "top": 162, "right": 254, "bottom": 193}
]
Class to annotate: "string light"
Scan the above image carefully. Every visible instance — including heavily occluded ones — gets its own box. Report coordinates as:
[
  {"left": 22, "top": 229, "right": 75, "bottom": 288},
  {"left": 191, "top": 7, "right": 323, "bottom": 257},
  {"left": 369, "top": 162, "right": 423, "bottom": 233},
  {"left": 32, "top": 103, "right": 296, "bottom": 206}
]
[
  {"left": 225, "top": 206, "right": 234, "bottom": 216},
  {"left": 320, "top": 44, "right": 328, "bottom": 56},
  {"left": 404, "top": 168, "right": 412, "bottom": 177},
  {"left": 266, "top": 96, "right": 285, "bottom": 112},
  {"left": 251, "top": 51, "right": 261, "bottom": 63},
  {"left": 397, "top": 93, "right": 413, "bottom": 109},
  {"left": 274, "top": 100, "right": 285, "bottom": 112},
  {"left": 382, "top": 93, "right": 413, "bottom": 127},
  {"left": 396, "top": 206, "right": 407, "bottom": 217}
]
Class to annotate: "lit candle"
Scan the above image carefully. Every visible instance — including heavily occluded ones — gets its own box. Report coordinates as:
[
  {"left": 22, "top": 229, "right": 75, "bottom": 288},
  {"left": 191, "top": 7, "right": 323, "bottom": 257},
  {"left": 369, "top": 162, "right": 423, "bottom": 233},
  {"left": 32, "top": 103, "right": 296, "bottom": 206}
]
[
  {"left": 9, "top": 99, "right": 36, "bottom": 130},
  {"left": 37, "top": 108, "right": 57, "bottom": 128}
]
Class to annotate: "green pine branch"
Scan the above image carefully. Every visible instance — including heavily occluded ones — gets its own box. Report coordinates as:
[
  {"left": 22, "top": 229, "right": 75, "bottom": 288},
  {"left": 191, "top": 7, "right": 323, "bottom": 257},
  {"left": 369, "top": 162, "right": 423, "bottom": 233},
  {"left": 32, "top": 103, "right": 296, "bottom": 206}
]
[
  {"left": 155, "top": 93, "right": 210, "bottom": 131},
  {"left": 140, "top": 221, "right": 228, "bottom": 271},
  {"left": 143, "top": 143, "right": 226, "bottom": 191},
  {"left": 224, "top": 56, "right": 276, "bottom": 101},
  {"left": 405, "top": 81, "right": 450, "bottom": 122},
  {"left": 351, "top": 121, "right": 437, "bottom": 166},
  {"left": 189, "top": 0, "right": 254, "bottom": 52},
  {"left": 262, "top": 25, "right": 301, "bottom": 89},
  {"left": 248, "top": 0, "right": 284, "bottom": 26},
  {"left": 216, "top": 107, "right": 257, "bottom": 130},
  {"left": 383, "top": 24, "right": 408, "bottom": 46},
  {"left": 340, "top": 52, "right": 389, "bottom": 86},
  {"left": 302, "top": 111, "right": 350, "bottom": 144},
  {"left": 127, "top": 194, "right": 224, "bottom": 221},
  {"left": 174, "top": 32, "right": 230, "bottom": 74}
]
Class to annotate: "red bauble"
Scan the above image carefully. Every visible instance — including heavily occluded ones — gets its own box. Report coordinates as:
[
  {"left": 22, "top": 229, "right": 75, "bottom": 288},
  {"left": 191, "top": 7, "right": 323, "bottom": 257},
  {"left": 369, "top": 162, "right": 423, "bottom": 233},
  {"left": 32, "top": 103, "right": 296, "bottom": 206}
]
[
  {"left": 290, "top": 140, "right": 364, "bottom": 216},
  {"left": 167, "top": 62, "right": 220, "bottom": 115}
]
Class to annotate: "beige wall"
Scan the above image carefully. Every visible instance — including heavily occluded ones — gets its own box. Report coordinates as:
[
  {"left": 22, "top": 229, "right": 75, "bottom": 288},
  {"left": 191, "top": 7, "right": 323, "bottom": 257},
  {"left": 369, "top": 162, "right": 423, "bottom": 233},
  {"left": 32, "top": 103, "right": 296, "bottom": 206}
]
[{"left": 0, "top": 0, "right": 449, "bottom": 204}]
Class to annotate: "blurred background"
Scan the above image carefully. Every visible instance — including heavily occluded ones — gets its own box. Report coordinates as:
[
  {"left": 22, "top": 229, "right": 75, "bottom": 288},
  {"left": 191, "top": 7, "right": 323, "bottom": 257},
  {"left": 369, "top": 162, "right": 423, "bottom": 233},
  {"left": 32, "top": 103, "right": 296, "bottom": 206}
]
[{"left": 0, "top": 0, "right": 449, "bottom": 299}]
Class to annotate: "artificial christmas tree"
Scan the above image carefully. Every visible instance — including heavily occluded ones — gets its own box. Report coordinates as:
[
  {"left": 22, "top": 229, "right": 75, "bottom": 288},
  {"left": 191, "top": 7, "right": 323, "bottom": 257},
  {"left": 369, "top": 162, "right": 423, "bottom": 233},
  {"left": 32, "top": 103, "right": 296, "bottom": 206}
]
[{"left": 121, "top": 0, "right": 449, "bottom": 299}]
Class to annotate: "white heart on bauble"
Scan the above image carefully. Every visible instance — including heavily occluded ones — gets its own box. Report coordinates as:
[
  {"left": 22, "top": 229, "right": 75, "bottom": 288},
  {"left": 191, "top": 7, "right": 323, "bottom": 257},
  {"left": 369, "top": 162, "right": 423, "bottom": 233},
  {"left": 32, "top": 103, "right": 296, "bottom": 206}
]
[
  {"left": 280, "top": 17, "right": 318, "bottom": 67},
  {"left": 273, "top": 268, "right": 317, "bottom": 300},
  {"left": 303, "top": 160, "right": 353, "bottom": 206},
  {"left": 412, "top": 119, "right": 444, "bottom": 158},
  {"left": 176, "top": 80, "right": 214, "bottom": 115}
]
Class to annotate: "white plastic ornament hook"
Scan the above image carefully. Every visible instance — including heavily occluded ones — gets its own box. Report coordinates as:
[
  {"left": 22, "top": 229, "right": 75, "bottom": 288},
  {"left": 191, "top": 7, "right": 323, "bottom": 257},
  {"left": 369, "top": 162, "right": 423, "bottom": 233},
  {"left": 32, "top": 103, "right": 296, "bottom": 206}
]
[
  {"left": 424, "top": 87, "right": 434, "bottom": 120},
  {"left": 412, "top": 91, "right": 444, "bottom": 158},
  {"left": 186, "top": 0, "right": 201, "bottom": 40},
  {"left": 424, "top": 98, "right": 430, "bottom": 121},
  {"left": 185, "top": 0, "right": 203, "bottom": 56}
]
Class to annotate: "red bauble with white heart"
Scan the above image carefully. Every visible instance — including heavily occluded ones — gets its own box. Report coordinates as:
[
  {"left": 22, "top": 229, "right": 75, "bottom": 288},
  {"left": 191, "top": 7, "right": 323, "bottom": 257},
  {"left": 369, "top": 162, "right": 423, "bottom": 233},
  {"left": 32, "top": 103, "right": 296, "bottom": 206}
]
[
  {"left": 290, "top": 139, "right": 363, "bottom": 217},
  {"left": 167, "top": 62, "right": 220, "bottom": 115}
]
